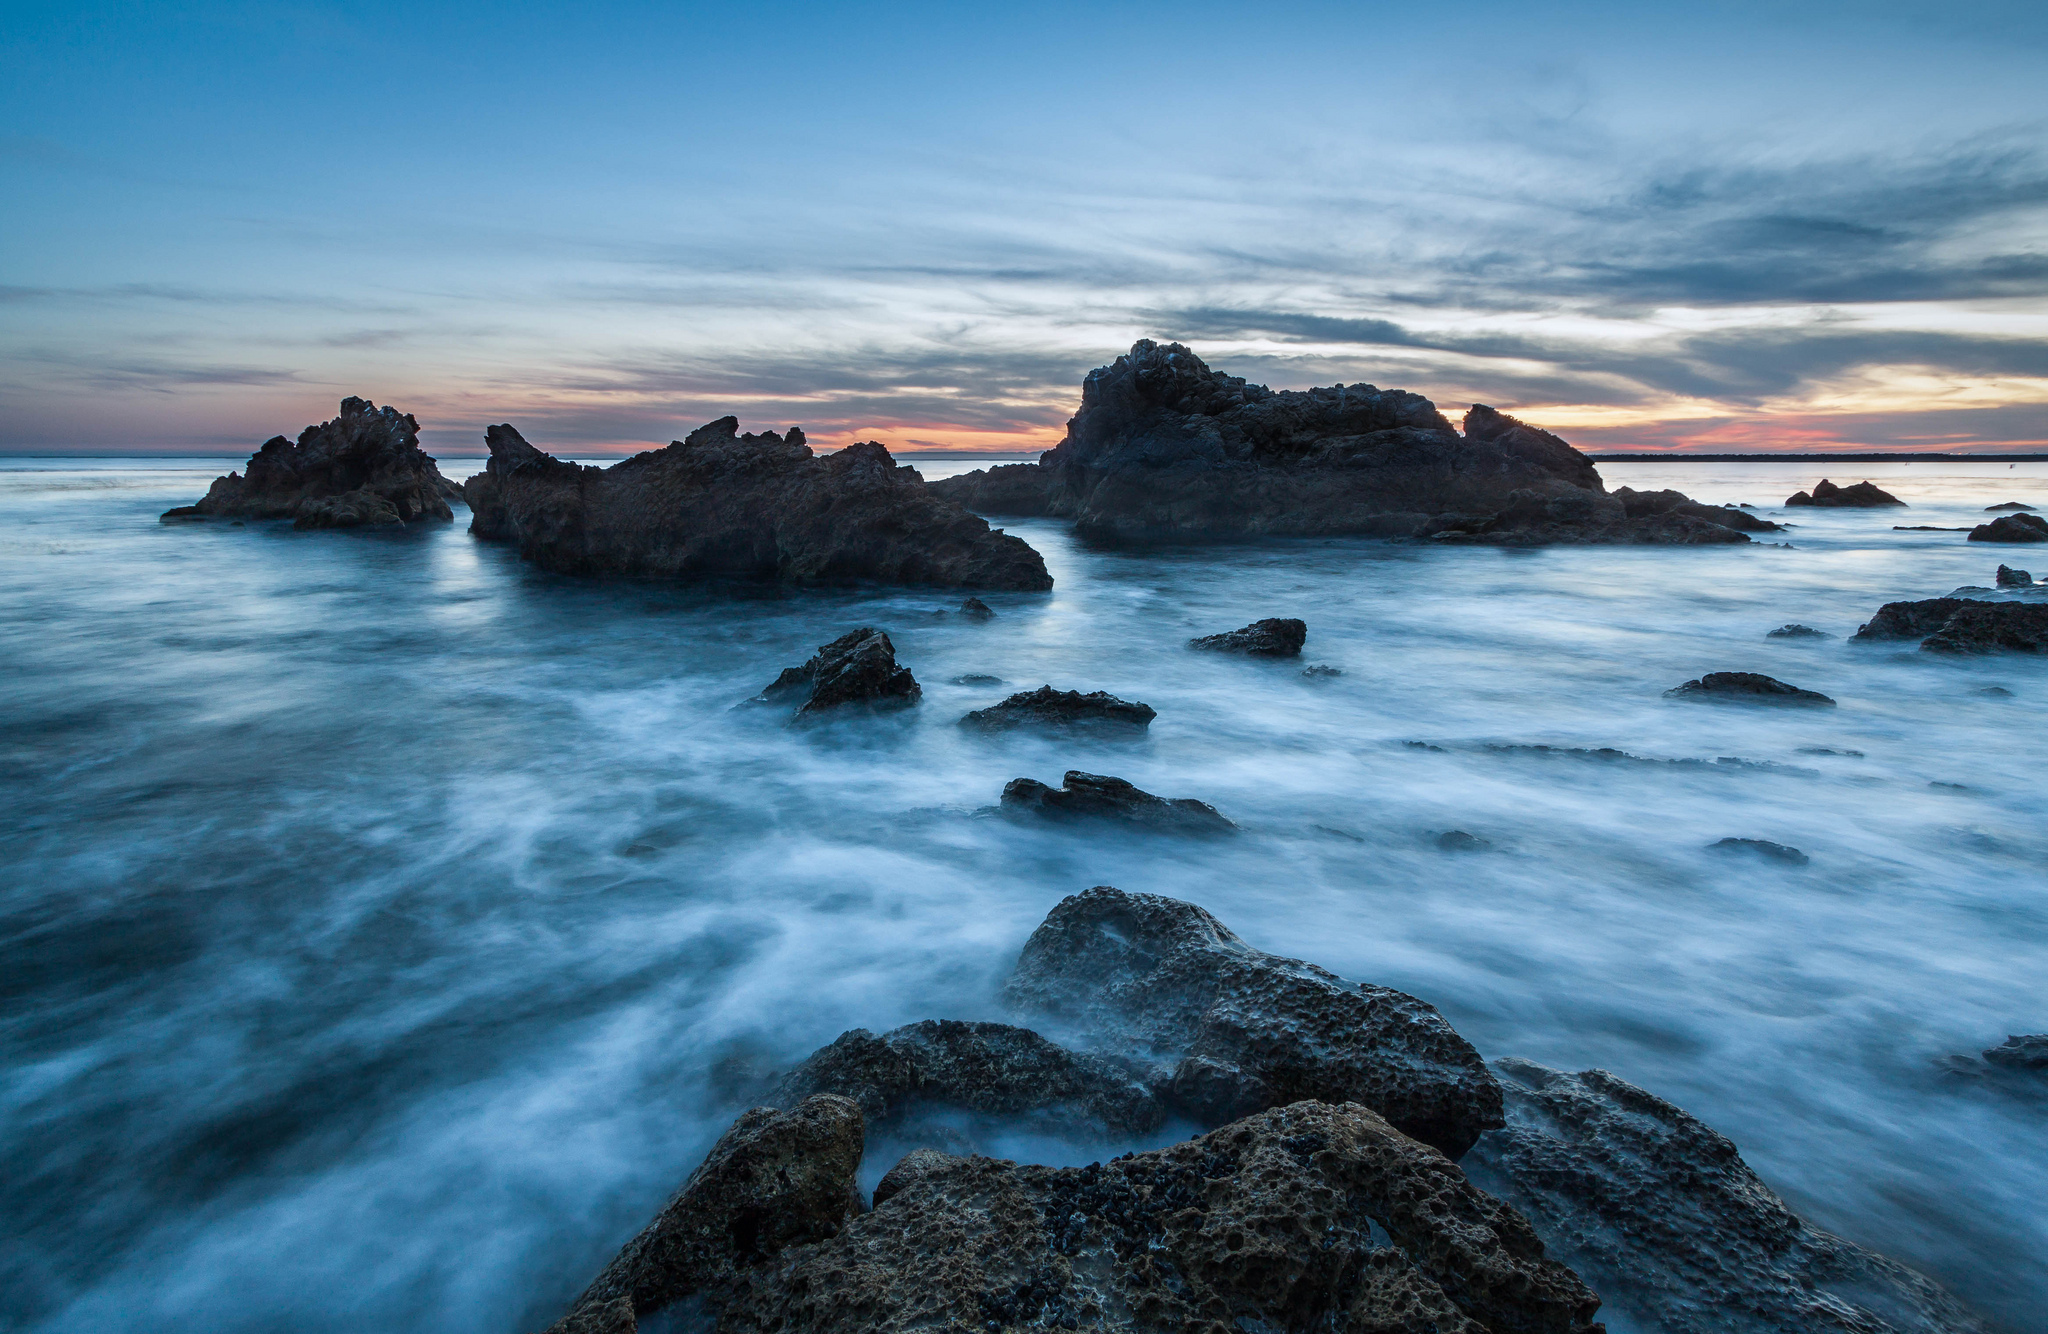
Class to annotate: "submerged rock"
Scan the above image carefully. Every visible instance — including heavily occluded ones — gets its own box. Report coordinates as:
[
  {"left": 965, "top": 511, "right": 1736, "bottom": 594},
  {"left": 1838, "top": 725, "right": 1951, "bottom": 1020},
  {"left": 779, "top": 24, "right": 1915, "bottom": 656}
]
[
  {"left": 1302, "top": 663, "right": 1343, "bottom": 678},
  {"left": 1968, "top": 513, "right": 2048, "bottom": 543},
  {"left": 163, "top": 397, "right": 460, "bottom": 525},
  {"left": 1709, "top": 837, "right": 1809, "bottom": 865},
  {"left": 1436, "top": 830, "right": 1490, "bottom": 851},
  {"left": 959, "top": 685, "right": 1155, "bottom": 732},
  {"left": 464, "top": 419, "right": 1052, "bottom": 589},
  {"left": 1996, "top": 564, "right": 2034, "bottom": 586},
  {"left": 1187, "top": 617, "right": 1307, "bottom": 657},
  {"left": 1982, "top": 1034, "right": 2048, "bottom": 1071},
  {"left": 1785, "top": 478, "right": 1906, "bottom": 507},
  {"left": 1463, "top": 1060, "right": 1992, "bottom": 1334},
  {"left": 754, "top": 629, "right": 920, "bottom": 717},
  {"left": 1000, "top": 772, "right": 1233, "bottom": 834},
  {"left": 1664, "top": 672, "right": 1836, "bottom": 706},
  {"left": 950, "top": 673, "right": 1003, "bottom": 686},
  {"left": 1004, "top": 886, "right": 1502, "bottom": 1158},
  {"left": 1767, "top": 623, "right": 1830, "bottom": 639},
  {"left": 958, "top": 596, "right": 995, "bottom": 619},
  {"left": 1920, "top": 602, "right": 2048, "bottom": 654}
]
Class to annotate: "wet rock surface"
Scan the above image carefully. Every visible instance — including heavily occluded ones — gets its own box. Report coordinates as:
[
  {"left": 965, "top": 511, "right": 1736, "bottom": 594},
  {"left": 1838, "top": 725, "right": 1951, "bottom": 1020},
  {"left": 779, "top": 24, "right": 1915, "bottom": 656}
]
[
  {"left": 1982, "top": 1034, "right": 2048, "bottom": 1071},
  {"left": 959, "top": 685, "right": 1156, "bottom": 733},
  {"left": 1920, "top": 602, "right": 2048, "bottom": 654},
  {"left": 1004, "top": 886, "right": 1502, "bottom": 1158},
  {"left": 1463, "top": 1060, "right": 1991, "bottom": 1334},
  {"left": 1000, "top": 773, "right": 1234, "bottom": 834},
  {"left": 1996, "top": 564, "right": 2034, "bottom": 586},
  {"left": 165, "top": 397, "right": 460, "bottom": 525},
  {"left": 464, "top": 419, "right": 1052, "bottom": 589},
  {"left": 1854, "top": 597, "right": 1976, "bottom": 641},
  {"left": 1664, "top": 672, "right": 1836, "bottom": 706},
  {"left": 1968, "top": 513, "right": 2048, "bottom": 543},
  {"left": 1710, "top": 837, "right": 1809, "bottom": 865},
  {"left": 754, "top": 629, "right": 920, "bottom": 717},
  {"left": 1187, "top": 617, "right": 1307, "bottom": 657},
  {"left": 1785, "top": 478, "right": 1905, "bottom": 507}
]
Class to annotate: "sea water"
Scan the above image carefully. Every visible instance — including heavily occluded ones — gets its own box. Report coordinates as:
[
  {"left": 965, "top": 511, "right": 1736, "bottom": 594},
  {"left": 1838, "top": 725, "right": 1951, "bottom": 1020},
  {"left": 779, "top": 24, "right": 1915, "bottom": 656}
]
[{"left": 1, "top": 456, "right": 2043, "bottom": 1333}]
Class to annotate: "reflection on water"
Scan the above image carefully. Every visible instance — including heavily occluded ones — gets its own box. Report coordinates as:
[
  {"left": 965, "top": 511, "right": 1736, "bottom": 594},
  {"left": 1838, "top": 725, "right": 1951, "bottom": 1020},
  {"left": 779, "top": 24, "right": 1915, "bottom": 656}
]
[{"left": 1, "top": 457, "right": 2044, "bottom": 1333}]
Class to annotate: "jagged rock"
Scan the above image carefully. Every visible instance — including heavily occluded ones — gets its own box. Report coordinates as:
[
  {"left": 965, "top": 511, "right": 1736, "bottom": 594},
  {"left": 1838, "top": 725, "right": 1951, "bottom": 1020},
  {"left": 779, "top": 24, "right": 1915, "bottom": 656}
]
[
  {"left": 1968, "top": 513, "right": 2048, "bottom": 543},
  {"left": 718, "top": 1101, "right": 1603, "bottom": 1334},
  {"left": 1920, "top": 602, "right": 2048, "bottom": 654},
  {"left": 1000, "top": 773, "right": 1234, "bottom": 834},
  {"left": 1664, "top": 672, "right": 1836, "bottom": 706},
  {"left": 1996, "top": 564, "right": 2034, "bottom": 586},
  {"left": 1767, "top": 624, "right": 1829, "bottom": 639},
  {"left": 542, "top": 1095, "right": 864, "bottom": 1333},
  {"left": 1854, "top": 598, "right": 1975, "bottom": 641},
  {"left": 164, "top": 397, "right": 460, "bottom": 525},
  {"left": 1982, "top": 1035, "right": 2048, "bottom": 1070},
  {"left": 1004, "top": 886, "right": 1502, "bottom": 1158},
  {"left": 1709, "top": 837, "right": 1809, "bottom": 865},
  {"left": 958, "top": 596, "right": 995, "bottom": 619},
  {"left": 959, "top": 685, "right": 1155, "bottom": 732},
  {"left": 464, "top": 419, "right": 1052, "bottom": 589},
  {"left": 1463, "top": 1060, "right": 1991, "bottom": 1334},
  {"left": 771, "top": 1020, "right": 1163, "bottom": 1135},
  {"left": 1785, "top": 478, "right": 1906, "bottom": 507},
  {"left": 1613, "top": 485, "right": 1784, "bottom": 531},
  {"left": 753, "top": 629, "right": 919, "bottom": 717},
  {"left": 930, "top": 340, "right": 1750, "bottom": 546},
  {"left": 1984, "top": 501, "right": 2037, "bottom": 511},
  {"left": 1187, "top": 617, "right": 1307, "bottom": 657}
]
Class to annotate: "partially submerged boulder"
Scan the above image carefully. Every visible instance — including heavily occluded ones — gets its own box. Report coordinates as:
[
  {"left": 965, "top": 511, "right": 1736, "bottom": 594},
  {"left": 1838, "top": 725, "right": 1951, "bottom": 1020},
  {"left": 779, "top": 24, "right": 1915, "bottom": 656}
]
[
  {"left": 1996, "top": 565, "right": 2034, "bottom": 586},
  {"left": 162, "top": 397, "right": 460, "bottom": 525},
  {"left": 1767, "top": 624, "right": 1829, "bottom": 639},
  {"left": 1710, "top": 837, "right": 1809, "bottom": 865},
  {"left": 1786, "top": 479, "right": 1905, "bottom": 508},
  {"left": 1968, "top": 513, "right": 2048, "bottom": 543},
  {"left": 1187, "top": 617, "right": 1307, "bottom": 657},
  {"left": 1985, "top": 501, "right": 2036, "bottom": 511},
  {"left": 1004, "top": 886, "right": 1502, "bottom": 1158},
  {"left": 1000, "top": 773, "right": 1234, "bottom": 834},
  {"left": 1854, "top": 597, "right": 1976, "bottom": 641},
  {"left": 1664, "top": 672, "right": 1836, "bottom": 706},
  {"left": 959, "top": 685, "right": 1155, "bottom": 732},
  {"left": 465, "top": 419, "right": 1052, "bottom": 589},
  {"left": 1921, "top": 602, "right": 2048, "bottom": 654},
  {"left": 753, "top": 629, "right": 919, "bottom": 718},
  {"left": 1982, "top": 1034, "right": 2048, "bottom": 1071}
]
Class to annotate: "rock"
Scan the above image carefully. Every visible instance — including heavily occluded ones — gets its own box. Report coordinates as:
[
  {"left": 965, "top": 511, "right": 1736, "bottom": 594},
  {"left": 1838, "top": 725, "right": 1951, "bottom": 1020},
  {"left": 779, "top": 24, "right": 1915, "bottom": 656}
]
[
  {"left": 1996, "top": 564, "right": 2033, "bottom": 586},
  {"left": 1004, "top": 886, "right": 1503, "bottom": 1158},
  {"left": 1893, "top": 525, "right": 1974, "bottom": 531},
  {"left": 959, "top": 685, "right": 1155, "bottom": 732},
  {"left": 158, "top": 506, "right": 206, "bottom": 523},
  {"left": 930, "top": 340, "right": 1751, "bottom": 546},
  {"left": 1187, "top": 617, "right": 1307, "bottom": 656},
  {"left": 464, "top": 419, "right": 1052, "bottom": 589},
  {"left": 164, "top": 397, "right": 460, "bottom": 525},
  {"left": 1767, "top": 624, "right": 1830, "bottom": 639},
  {"left": 1971, "top": 685, "right": 2015, "bottom": 698},
  {"left": 1967, "top": 513, "right": 2048, "bottom": 543},
  {"left": 1920, "top": 602, "right": 2048, "bottom": 654},
  {"left": 543, "top": 1094, "right": 864, "bottom": 1331},
  {"left": 718, "top": 1101, "right": 1603, "bottom": 1334},
  {"left": 1664, "top": 672, "right": 1836, "bottom": 707},
  {"left": 1000, "top": 773, "right": 1234, "bottom": 834},
  {"left": 950, "top": 673, "right": 1003, "bottom": 685},
  {"left": 1302, "top": 663, "right": 1343, "bottom": 678},
  {"left": 1784, "top": 478, "right": 1906, "bottom": 507},
  {"left": 1982, "top": 1034, "right": 2048, "bottom": 1071},
  {"left": 771, "top": 1020, "right": 1163, "bottom": 1136},
  {"left": 868, "top": 1147, "right": 958, "bottom": 1207},
  {"left": 1613, "top": 485, "right": 1784, "bottom": 531},
  {"left": 958, "top": 596, "right": 995, "bottom": 619},
  {"left": 1984, "top": 502, "right": 2037, "bottom": 511},
  {"left": 1853, "top": 598, "right": 1975, "bottom": 641},
  {"left": 1463, "top": 1060, "right": 1992, "bottom": 1334},
  {"left": 1709, "top": 837, "right": 1809, "bottom": 865},
  {"left": 753, "top": 629, "right": 920, "bottom": 717},
  {"left": 1436, "top": 830, "right": 1489, "bottom": 851}
]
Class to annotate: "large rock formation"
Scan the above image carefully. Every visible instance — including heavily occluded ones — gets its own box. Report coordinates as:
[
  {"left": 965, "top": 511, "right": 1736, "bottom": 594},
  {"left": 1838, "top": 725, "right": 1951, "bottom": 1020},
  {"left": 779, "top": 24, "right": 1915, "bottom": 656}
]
[
  {"left": 161, "top": 397, "right": 461, "bottom": 526},
  {"left": 1785, "top": 479, "right": 1905, "bottom": 507},
  {"left": 465, "top": 419, "right": 1052, "bottom": 589},
  {"left": 1000, "top": 773, "right": 1236, "bottom": 834},
  {"left": 1004, "top": 886, "right": 1502, "bottom": 1158},
  {"left": 1464, "top": 1060, "right": 1991, "bottom": 1334},
  {"left": 929, "top": 340, "right": 1755, "bottom": 545}
]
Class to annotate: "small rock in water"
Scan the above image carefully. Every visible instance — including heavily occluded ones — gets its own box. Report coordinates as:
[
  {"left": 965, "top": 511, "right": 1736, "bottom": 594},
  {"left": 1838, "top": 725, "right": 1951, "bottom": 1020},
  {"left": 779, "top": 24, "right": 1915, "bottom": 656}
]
[
  {"left": 1301, "top": 662, "right": 1343, "bottom": 677},
  {"left": 1709, "top": 837, "right": 1809, "bottom": 865},
  {"left": 1187, "top": 616, "right": 1306, "bottom": 657},
  {"left": 1796, "top": 746, "right": 1865, "bottom": 756},
  {"left": 1930, "top": 780, "right": 1970, "bottom": 791},
  {"left": 958, "top": 596, "right": 994, "bottom": 619},
  {"left": 958, "top": 684, "right": 1155, "bottom": 732},
  {"left": 1766, "top": 623, "right": 1829, "bottom": 639},
  {"left": 1664, "top": 672, "right": 1836, "bottom": 707},
  {"left": 1969, "top": 513, "right": 2048, "bottom": 543},
  {"left": 1784, "top": 478, "right": 1905, "bottom": 507},
  {"left": 1996, "top": 564, "right": 2034, "bottom": 586},
  {"left": 1985, "top": 501, "right": 2037, "bottom": 511},
  {"left": 752, "top": 628, "right": 920, "bottom": 718},
  {"left": 1436, "top": 829, "right": 1490, "bottom": 851},
  {"left": 949, "top": 673, "right": 1003, "bottom": 685},
  {"left": 1983, "top": 1034, "right": 2048, "bottom": 1071},
  {"left": 1972, "top": 685, "right": 2015, "bottom": 698},
  {"left": 999, "top": 771, "right": 1233, "bottom": 834}
]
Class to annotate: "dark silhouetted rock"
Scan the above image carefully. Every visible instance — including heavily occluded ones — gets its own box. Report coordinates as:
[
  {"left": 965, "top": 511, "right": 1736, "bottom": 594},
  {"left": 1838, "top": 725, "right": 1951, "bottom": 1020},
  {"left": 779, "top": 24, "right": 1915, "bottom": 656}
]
[
  {"left": 1996, "top": 564, "right": 2034, "bottom": 586},
  {"left": 1664, "top": 672, "right": 1836, "bottom": 706},
  {"left": 1301, "top": 663, "right": 1343, "bottom": 677},
  {"left": 165, "top": 397, "right": 460, "bottom": 525},
  {"left": 1613, "top": 485, "right": 1784, "bottom": 531},
  {"left": 1894, "top": 525, "right": 1973, "bottom": 531},
  {"left": 950, "top": 673, "right": 1002, "bottom": 685},
  {"left": 1463, "top": 1060, "right": 1992, "bottom": 1334},
  {"left": 1710, "top": 837, "right": 1809, "bottom": 865},
  {"left": 959, "top": 685, "right": 1155, "bottom": 732},
  {"left": 1854, "top": 597, "right": 1974, "bottom": 641},
  {"left": 1436, "top": 830, "right": 1490, "bottom": 851},
  {"left": 1920, "top": 602, "right": 2048, "bottom": 654},
  {"left": 1188, "top": 617, "right": 1307, "bottom": 656},
  {"left": 465, "top": 420, "right": 1052, "bottom": 589},
  {"left": 719, "top": 1101, "right": 1603, "bottom": 1334},
  {"left": 1985, "top": 501, "right": 2037, "bottom": 511},
  {"left": 1982, "top": 1035, "right": 2048, "bottom": 1071},
  {"left": 1968, "top": 513, "right": 2048, "bottom": 543},
  {"left": 1000, "top": 773, "right": 1233, "bottom": 834},
  {"left": 1004, "top": 886, "right": 1502, "bottom": 1158},
  {"left": 1767, "top": 624, "right": 1829, "bottom": 639},
  {"left": 1785, "top": 478, "right": 1906, "bottom": 507},
  {"left": 754, "top": 629, "right": 919, "bottom": 718},
  {"left": 958, "top": 596, "right": 994, "bottom": 619}
]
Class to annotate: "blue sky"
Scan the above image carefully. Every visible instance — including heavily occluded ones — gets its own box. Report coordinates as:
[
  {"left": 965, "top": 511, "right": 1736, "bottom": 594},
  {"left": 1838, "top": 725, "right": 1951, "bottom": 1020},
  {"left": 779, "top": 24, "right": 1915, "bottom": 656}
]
[{"left": 3, "top": 0, "right": 2046, "bottom": 455}]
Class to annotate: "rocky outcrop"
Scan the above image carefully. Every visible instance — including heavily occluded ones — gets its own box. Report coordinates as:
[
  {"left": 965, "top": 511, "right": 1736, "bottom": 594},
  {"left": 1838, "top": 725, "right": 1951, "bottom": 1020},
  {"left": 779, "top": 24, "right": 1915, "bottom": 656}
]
[
  {"left": 1187, "top": 617, "right": 1307, "bottom": 656},
  {"left": 1664, "top": 672, "right": 1836, "bottom": 706},
  {"left": 1786, "top": 479, "right": 1906, "bottom": 507},
  {"left": 753, "top": 629, "right": 919, "bottom": 718},
  {"left": 465, "top": 419, "right": 1052, "bottom": 589},
  {"left": 1463, "top": 1060, "right": 1991, "bottom": 1334},
  {"left": 162, "top": 397, "right": 460, "bottom": 525},
  {"left": 1982, "top": 1034, "right": 2048, "bottom": 1071},
  {"left": 929, "top": 340, "right": 1752, "bottom": 545},
  {"left": 1004, "top": 886, "right": 1502, "bottom": 1158},
  {"left": 1854, "top": 598, "right": 1975, "bottom": 641},
  {"left": 1968, "top": 513, "right": 2048, "bottom": 543},
  {"left": 1710, "top": 837, "right": 1809, "bottom": 865},
  {"left": 959, "top": 685, "right": 1155, "bottom": 732},
  {"left": 1612, "top": 486, "right": 1783, "bottom": 531},
  {"left": 1000, "top": 773, "right": 1234, "bottom": 834},
  {"left": 1997, "top": 564, "right": 2034, "bottom": 586},
  {"left": 1767, "top": 624, "right": 1829, "bottom": 638},
  {"left": 1921, "top": 602, "right": 2048, "bottom": 654}
]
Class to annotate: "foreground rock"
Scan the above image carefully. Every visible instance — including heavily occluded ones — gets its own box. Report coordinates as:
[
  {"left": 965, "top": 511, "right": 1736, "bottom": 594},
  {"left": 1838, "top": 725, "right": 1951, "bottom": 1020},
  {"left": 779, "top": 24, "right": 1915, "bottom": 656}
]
[
  {"left": 1855, "top": 598, "right": 2048, "bottom": 653},
  {"left": 1664, "top": 672, "right": 1836, "bottom": 706},
  {"left": 1968, "top": 513, "right": 2048, "bottom": 543},
  {"left": 465, "top": 419, "right": 1052, "bottom": 589},
  {"left": 1464, "top": 1060, "right": 1991, "bottom": 1334},
  {"left": 930, "top": 340, "right": 1753, "bottom": 546},
  {"left": 1187, "top": 617, "right": 1306, "bottom": 656},
  {"left": 1982, "top": 1034, "right": 2048, "bottom": 1071},
  {"left": 959, "top": 685, "right": 1155, "bottom": 732},
  {"left": 1786, "top": 478, "right": 1905, "bottom": 507},
  {"left": 1005, "top": 886, "right": 1502, "bottom": 1158},
  {"left": 1000, "top": 773, "right": 1233, "bottom": 834},
  {"left": 754, "top": 629, "right": 919, "bottom": 718},
  {"left": 161, "top": 397, "right": 460, "bottom": 526}
]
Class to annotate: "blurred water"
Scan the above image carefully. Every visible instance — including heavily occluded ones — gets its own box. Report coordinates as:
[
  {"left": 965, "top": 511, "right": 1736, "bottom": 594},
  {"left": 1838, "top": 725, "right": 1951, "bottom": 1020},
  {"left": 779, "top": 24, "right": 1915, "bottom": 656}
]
[{"left": 2, "top": 455, "right": 2044, "bottom": 1333}]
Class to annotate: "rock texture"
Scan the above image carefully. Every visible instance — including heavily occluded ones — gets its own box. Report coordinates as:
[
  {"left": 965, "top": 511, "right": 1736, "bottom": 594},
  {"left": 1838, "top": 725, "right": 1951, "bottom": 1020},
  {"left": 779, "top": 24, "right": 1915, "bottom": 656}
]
[
  {"left": 1187, "top": 617, "right": 1307, "bottom": 657},
  {"left": 1767, "top": 623, "right": 1829, "bottom": 639},
  {"left": 1004, "top": 886, "right": 1502, "bottom": 1158},
  {"left": 1996, "top": 564, "right": 2034, "bottom": 586},
  {"left": 1785, "top": 479, "right": 1906, "bottom": 508},
  {"left": 959, "top": 685, "right": 1156, "bottom": 733},
  {"left": 929, "top": 340, "right": 1753, "bottom": 546},
  {"left": 162, "top": 397, "right": 460, "bottom": 525},
  {"left": 1612, "top": 486, "right": 1783, "bottom": 532},
  {"left": 1968, "top": 513, "right": 2048, "bottom": 543},
  {"left": 1001, "top": 773, "right": 1235, "bottom": 834},
  {"left": 1920, "top": 602, "right": 2048, "bottom": 654},
  {"left": 1982, "top": 1034, "right": 2048, "bottom": 1071},
  {"left": 1854, "top": 598, "right": 1975, "bottom": 641},
  {"left": 465, "top": 419, "right": 1052, "bottom": 589},
  {"left": 720, "top": 1101, "right": 1603, "bottom": 1334},
  {"left": 1664, "top": 672, "right": 1836, "bottom": 706},
  {"left": 753, "top": 629, "right": 920, "bottom": 718},
  {"left": 1463, "top": 1060, "right": 1991, "bottom": 1334}
]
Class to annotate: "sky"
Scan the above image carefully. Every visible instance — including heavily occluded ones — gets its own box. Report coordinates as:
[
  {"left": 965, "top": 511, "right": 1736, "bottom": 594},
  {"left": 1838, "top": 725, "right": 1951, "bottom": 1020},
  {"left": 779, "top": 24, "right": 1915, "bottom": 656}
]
[{"left": 3, "top": 0, "right": 2046, "bottom": 457}]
